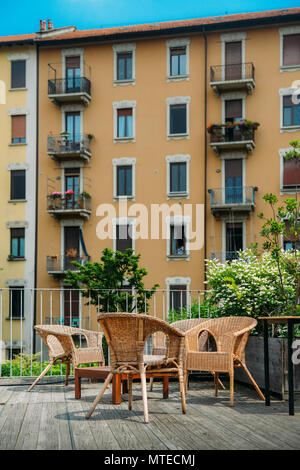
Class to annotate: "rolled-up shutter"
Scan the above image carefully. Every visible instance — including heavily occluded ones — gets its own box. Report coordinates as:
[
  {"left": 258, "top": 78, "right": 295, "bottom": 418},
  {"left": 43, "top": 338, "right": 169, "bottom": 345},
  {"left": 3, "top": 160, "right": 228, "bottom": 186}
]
[
  {"left": 283, "top": 34, "right": 300, "bottom": 66},
  {"left": 11, "top": 115, "right": 26, "bottom": 142}
]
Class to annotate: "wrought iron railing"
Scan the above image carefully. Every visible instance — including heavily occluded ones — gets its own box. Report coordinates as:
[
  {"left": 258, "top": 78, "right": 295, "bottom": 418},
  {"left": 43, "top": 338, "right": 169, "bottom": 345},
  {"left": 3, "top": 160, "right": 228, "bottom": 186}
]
[
  {"left": 47, "top": 134, "right": 91, "bottom": 155},
  {"left": 209, "top": 124, "right": 256, "bottom": 144},
  {"left": 47, "top": 194, "right": 91, "bottom": 213},
  {"left": 208, "top": 186, "right": 257, "bottom": 206},
  {"left": 46, "top": 255, "right": 89, "bottom": 273},
  {"left": 210, "top": 62, "right": 255, "bottom": 83},
  {"left": 48, "top": 77, "right": 91, "bottom": 96}
]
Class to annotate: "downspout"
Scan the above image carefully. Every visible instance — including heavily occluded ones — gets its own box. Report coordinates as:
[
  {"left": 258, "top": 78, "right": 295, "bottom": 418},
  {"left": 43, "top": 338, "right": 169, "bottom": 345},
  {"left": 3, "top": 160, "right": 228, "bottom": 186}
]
[
  {"left": 33, "top": 43, "right": 39, "bottom": 353},
  {"left": 202, "top": 27, "right": 208, "bottom": 289}
]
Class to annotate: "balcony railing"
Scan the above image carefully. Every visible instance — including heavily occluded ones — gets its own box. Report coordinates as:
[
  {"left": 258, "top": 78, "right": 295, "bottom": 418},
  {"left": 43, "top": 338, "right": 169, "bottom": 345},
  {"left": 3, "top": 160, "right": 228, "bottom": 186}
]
[
  {"left": 210, "top": 251, "right": 240, "bottom": 262},
  {"left": 48, "top": 62, "right": 92, "bottom": 105},
  {"left": 209, "top": 124, "right": 257, "bottom": 155},
  {"left": 47, "top": 194, "right": 91, "bottom": 219},
  {"left": 208, "top": 186, "right": 257, "bottom": 216},
  {"left": 46, "top": 255, "right": 89, "bottom": 275},
  {"left": 210, "top": 63, "right": 255, "bottom": 94},
  {"left": 47, "top": 134, "right": 92, "bottom": 161}
]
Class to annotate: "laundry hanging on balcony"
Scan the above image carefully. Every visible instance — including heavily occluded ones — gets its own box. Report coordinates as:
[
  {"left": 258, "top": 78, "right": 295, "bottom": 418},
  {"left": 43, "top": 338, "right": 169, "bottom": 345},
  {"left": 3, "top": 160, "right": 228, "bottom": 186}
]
[{"left": 80, "top": 228, "right": 90, "bottom": 261}]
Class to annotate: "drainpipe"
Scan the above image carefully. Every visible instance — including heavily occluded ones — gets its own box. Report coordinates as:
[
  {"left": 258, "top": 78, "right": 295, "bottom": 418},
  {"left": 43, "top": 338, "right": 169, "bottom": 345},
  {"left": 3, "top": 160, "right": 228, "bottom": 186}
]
[
  {"left": 33, "top": 43, "right": 39, "bottom": 354},
  {"left": 202, "top": 27, "right": 208, "bottom": 289}
]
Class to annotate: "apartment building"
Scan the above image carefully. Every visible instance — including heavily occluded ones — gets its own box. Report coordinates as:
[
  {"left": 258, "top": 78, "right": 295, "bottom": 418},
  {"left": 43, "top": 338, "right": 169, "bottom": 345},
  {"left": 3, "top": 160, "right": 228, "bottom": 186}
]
[
  {"left": 33, "top": 7, "right": 300, "bottom": 328},
  {"left": 0, "top": 8, "right": 300, "bottom": 338},
  {"left": 0, "top": 34, "right": 37, "bottom": 358}
]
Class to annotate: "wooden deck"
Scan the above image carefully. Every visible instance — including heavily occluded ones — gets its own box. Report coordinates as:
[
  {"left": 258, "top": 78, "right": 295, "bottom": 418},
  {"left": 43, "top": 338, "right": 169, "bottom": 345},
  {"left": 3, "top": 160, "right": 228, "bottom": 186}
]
[{"left": 0, "top": 377, "right": 300, "bottom": 450}]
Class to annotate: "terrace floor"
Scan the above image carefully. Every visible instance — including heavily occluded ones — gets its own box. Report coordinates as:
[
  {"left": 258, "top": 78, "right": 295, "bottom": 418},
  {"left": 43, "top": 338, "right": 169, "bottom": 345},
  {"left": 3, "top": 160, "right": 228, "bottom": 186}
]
[{"left": 0, "top": 377, "right": 300, "bottom": 450}]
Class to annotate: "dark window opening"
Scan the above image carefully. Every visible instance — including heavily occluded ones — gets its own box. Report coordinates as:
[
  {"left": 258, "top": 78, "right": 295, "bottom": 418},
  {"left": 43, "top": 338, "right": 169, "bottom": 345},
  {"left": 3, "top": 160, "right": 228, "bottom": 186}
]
[
  {"left": 10, "top": 228, "right": 25, "bottom": 258},
  {"left": 117, "top": 52, "right": 133, "bottom": 80},
  {"left": 9, "top": 288, "right": 24, "bottom": 319},
  {"left": 170, "top": 104, "right": 187, "bottom": 135},
  {"left": 169, "top": 285, "right": 187, "bottom": 313},
  {"left": 117, "top": 165, "right": 132, "bottom": 196},
  {"left": 170, "top": 225, "right": 186, "bottom": 256},
  {"left": 226, "top": 223, "right": 243, "bottom": 261},
  {"left": 116, "top": 224, "right": 133, "bottom": 252},
  {"left": 11, "top": 60, "right": 26, "bottom": 89},
  {"left": 170, "top": 162, "right": 187, "bottom": 193},
  {"left": 11, "top": 170, "right": 26, "bottom": 200}
]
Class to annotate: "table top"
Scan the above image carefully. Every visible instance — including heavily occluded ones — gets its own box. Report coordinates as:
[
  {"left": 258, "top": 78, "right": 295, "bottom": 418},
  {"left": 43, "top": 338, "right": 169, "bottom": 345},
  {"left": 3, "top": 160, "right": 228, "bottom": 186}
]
[{"left": 261, "top": 316, "right": 300, "bottom": 324}]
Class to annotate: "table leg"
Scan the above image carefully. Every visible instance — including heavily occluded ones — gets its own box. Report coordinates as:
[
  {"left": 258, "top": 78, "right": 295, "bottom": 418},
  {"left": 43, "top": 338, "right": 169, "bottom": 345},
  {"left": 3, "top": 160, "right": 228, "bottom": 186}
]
[
  {"left": 263, "top": 319, "right": 270, "bottom": 406},
  {"left": 288, "top": 320, "right": 295, "bottom": 416},
  {"left": 163, "top": 376, "right": 169, "bottom": 399},
  {"left": 75, "top": 373, "right": 81, "bottom": 400},
  {"left": 112, "top": 374, "right": 122, "bottom": 405}
]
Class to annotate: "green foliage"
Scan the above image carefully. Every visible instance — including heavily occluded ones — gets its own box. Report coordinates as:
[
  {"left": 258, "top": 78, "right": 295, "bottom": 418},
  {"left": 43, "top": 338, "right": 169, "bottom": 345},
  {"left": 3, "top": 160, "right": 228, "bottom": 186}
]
[
  {"left": 283, "top": 140, "right": 300, "bottom": 160},
  {"left": 258, "top": 193, "right": 300, "bottom": 315},
  {"left": 168, "top": 298, "right": 218, "bottom": 323},
  {"left": 64, "top": 248, "right": 159, "bottom": 314},
  {"left": 0, "top": 353, "right": 68, "bottom": 377}
]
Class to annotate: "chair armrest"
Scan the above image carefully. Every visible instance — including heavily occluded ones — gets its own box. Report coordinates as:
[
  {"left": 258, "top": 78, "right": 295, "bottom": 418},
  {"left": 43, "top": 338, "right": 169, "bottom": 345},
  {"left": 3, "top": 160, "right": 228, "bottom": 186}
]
[
  {"left": 76, "top": 328, "right": 103, "bottom": 348},
  {"left": 185, "top": 325, "right": 217, "bottom": 352}
]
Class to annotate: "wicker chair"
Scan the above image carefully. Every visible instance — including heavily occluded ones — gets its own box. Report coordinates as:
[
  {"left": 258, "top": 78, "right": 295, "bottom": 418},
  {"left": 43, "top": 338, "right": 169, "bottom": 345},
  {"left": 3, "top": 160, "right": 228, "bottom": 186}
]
[
  {"left": 185, "top": 316, "right": 265, "bottom": 406},
  {"left": 86, "top": 313, "right": 186, "bottom": 423},
  {"left": 28, "top": 325, "right": 104, "bottom": 392},
  {"left": 149, "top": 317, "right": 225, "bottom": 391}
]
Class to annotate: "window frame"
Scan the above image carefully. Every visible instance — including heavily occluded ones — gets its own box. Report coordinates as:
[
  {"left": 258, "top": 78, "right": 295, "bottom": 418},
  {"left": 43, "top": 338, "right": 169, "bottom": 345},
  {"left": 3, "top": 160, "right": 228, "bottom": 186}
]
[
  {"left": 166, "top": 96, "right": 190, "bottom": 140},
  {"left": 11, "top": 60, "right": 26, "bottom": 90},
  {"left": 279, "top": 26, "right": 300, "bottom": 71},
  {"left": 279, "top": 88, "right": 300, "bottom": 131},
  {"left": 10, "top": 228, "right": 25, "bottom": 259},
  {"left": 113, "top": 218, "right": 136, "bottom": 253},
  {"left": 166, "top": 38, "right": 190, "bottom": 82},
  {"left": 113, "top": 158, "right": 136, "bottom": 201},
  {"left": 166, "top": 277, "right": 191, "bottom": 316},
  {"left": 279, "top": 148, "right": 300, "bottom": 194},
  {"left": 9, "top": 287, "right": 25, "bottom": 319},
  {"left": 166, "top": 215, "right": 190, "bottom": 261},
  {"left": 10, "top": 169, "right": 26, "bottom": 201},
  {"left": 113, "top": 100, "right": 136, "bottom": 143},
  {"left": 113, "top": 43, "right": 136, "bottom": 86},
  {"left": 166, "top": 154, "right": 190, "bottom": 199}
]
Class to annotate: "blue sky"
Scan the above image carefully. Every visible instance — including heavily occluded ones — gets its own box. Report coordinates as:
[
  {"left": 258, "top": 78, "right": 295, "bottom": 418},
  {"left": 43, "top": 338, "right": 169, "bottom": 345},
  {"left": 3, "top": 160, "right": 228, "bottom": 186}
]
[{"left": 0, "top": 0, "right": 298, "bottom": 36}]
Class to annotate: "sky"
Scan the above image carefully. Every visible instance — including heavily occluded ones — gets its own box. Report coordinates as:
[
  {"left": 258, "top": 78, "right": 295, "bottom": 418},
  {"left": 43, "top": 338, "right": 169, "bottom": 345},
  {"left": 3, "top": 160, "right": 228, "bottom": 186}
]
[{"left": 0, "top": 0, "right": 298, "bottom": 36}]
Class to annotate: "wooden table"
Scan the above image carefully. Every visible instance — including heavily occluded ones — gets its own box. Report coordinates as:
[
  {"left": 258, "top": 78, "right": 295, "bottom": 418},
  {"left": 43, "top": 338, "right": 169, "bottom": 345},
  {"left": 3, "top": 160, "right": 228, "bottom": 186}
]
[
  {"left": 261, "top": 316, "right": 300, "bottom": 415},
  {"left": 75, "top": 366, "right": 169, "bottom": 404}
]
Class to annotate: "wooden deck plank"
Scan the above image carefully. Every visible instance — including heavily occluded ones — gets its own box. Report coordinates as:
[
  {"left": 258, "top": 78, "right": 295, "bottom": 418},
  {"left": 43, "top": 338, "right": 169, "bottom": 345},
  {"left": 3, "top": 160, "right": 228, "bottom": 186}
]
[{"left": 0, "top": 379, "right": 300, "bottom": 450}]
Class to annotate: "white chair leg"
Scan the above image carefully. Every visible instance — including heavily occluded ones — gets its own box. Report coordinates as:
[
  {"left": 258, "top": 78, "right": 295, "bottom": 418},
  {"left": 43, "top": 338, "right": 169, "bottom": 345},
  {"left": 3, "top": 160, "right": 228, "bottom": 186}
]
[
  {"left": 27, "top": 362, "right": 53, "bottom": 392},
  {"left": 86, "top": 372, "right": 114, "bottom": 419}
]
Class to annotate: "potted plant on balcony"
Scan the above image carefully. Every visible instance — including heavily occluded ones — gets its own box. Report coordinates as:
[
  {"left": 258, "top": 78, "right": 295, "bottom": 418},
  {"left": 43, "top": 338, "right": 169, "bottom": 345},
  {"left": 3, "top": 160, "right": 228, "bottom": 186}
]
[
  {"left": 49, "top": 191, "right": 62, "bottom": 210},
  {"left": 207, "top": 123, "right": 224, "bottom": 142}
]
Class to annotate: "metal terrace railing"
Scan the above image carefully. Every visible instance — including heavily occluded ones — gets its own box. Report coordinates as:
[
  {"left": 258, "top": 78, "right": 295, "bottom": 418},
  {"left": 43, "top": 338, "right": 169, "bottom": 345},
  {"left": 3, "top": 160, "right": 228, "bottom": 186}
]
[{"left": 0, "top": 288, "right": 209, "bottom": 378}]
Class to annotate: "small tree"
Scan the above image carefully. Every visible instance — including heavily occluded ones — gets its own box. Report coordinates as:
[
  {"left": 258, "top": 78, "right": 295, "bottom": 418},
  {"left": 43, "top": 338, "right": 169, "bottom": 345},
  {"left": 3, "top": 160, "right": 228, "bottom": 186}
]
[
  {"left": 258, "top": 191, "right": 300, "bottom": 315},
  {"left": 64, "top": 248, "right": 159, "bottom": 313}
]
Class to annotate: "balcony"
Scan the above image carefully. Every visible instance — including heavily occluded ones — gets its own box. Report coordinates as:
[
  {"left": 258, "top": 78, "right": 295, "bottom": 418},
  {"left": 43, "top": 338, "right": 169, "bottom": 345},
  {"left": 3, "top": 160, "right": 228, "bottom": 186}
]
[
  {"left": 210, "top": 251, "right": 241, "bottom": 262},
  {"left": 210, "top": 63, "right": 255, "bottom": 95},
  {"left": 208, "top": 186, "right": 257, "bottom": 217},
  {"left": 47, "top": 134, "right": 92, "bottom": 162},
  {"left": 208, "top": 122, "right": 258, "bottom": 155},
  {"left": 48, "top": 62, "right": 91, "bottom": 106},
  {"left": 46, "top": 255, "right": 89, "bottom": 277},
  {"left": 47, "top": 193, "right": 91, "bottom": 220}
]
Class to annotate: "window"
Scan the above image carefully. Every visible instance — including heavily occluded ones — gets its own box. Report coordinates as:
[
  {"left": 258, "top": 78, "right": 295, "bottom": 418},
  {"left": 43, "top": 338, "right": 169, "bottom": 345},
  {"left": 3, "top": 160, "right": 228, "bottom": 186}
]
[
  {"left": 170, "top": 104, "right": 187, "bottom": 135},
  {"left": 282, "top": 157, "right": 300, "bottom": 191},
  {"left": 117, "top": 52, "right": 133, "bottom": 80},
  {"left": 170, "top": 225, "right": 186, "bottom": 256},
  {"left": 11, "top": 115, "right": 26, "bottom": 143},
  {"left": 226, "top": 222, "right": 243, "bottom": 261},
  {"left": 7, "top": 348, "right": 21, "bottom": 360},
  {"left": 169, "top": 285, "right": 187, "bottom": 313},
  {"left": 9, "top": 287, "right": 24, "bottom": 319},
  {"left": 10, "top": 170, "right": 26, "bottom": 200},
  {"left": 117, "top": 166, "right": 132, "bottom": 197},
  {"left": 170, "top": 47, "right": 186, "bottom": 76},
  {"left": 117, "top": 108, "right": 133, "bottom": 138},
  {"left": 64, "top": 226, "right": 80, "bottom": 270},
  {"left": 283, "top": 34, "right": 300, "bottom": 67},
  {"left": 283, "top": 95, "right": 300, "bottom": 127},
  {"left": 170, "top": 162, "right": 187, "bottom": 194},
  {"left": 65, "top": 56, "right": 81, "bottom": 92},
  {"left": 113, "top": 43, "right": 136, "bottom": 85},
  {"left": 10, "top": 228, "right": 25, "bottom": 258},
  {"left": 284, "top": 221, "right": 300, "bottom": 251},
  {"left": 11, "top": 60, "right": 26, "bottom": 89},
  {"left": 116, "top": 224, "right": 133, "bottom": 252},
  {"left": 166, "top": 38, "right": 190, "bottom": 81}
]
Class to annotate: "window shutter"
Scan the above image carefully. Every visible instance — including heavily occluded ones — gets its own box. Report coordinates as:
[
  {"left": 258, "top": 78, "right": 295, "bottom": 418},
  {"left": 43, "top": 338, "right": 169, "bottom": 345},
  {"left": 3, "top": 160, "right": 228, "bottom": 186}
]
[
  {"left": 225, "top": 41, "right": 242, "bottom": 65},
  {"left": 170, "top": 47, "right": 185, "bottom": 56},
  {"left": 283, "top": 158, "right": 300, "bottom": 186},
  {"left": 283, "top": 34, "right": 300, "bottom": 66},
  {"left": 118, "top": 108, "right": 132, "bottom": 117},
  {"left": 11, "top": 115, "right": 26, "bottom": 141},
  {"left": 66, "top": 56, "right": 80, "bottom": 69},
  {"left": 11, "top": 60, "right": 26, "bottom": 88},
  {"left": 225, "top": 100, "right": 243, "bottom": 120},
  {"left": 11, "top": 170, "right": 26, "bottom": 200}
]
